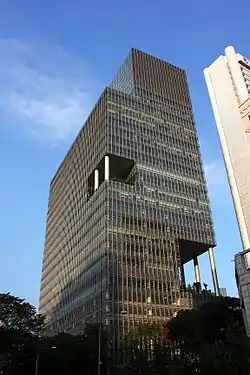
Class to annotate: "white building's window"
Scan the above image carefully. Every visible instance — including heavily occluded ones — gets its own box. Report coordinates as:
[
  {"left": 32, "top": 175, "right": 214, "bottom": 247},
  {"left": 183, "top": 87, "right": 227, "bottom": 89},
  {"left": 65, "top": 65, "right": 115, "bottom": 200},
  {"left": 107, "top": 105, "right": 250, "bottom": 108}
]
[{"left": 244, "top": 251, "right": 250, "bottom": 270}]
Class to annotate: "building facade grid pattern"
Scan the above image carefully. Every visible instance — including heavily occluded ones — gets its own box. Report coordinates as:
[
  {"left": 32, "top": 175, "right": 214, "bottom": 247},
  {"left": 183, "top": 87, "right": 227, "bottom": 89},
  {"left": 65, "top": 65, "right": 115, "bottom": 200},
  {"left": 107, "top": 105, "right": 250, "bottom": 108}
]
[{"left": 40, "top": 49, "right": 215, "bottom": 342}]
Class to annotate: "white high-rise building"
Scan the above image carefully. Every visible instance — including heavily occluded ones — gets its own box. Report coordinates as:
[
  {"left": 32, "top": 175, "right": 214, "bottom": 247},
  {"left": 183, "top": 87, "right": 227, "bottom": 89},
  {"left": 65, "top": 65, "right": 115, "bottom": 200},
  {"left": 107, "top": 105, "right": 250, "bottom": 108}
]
[
  {"left": 204, "top": 46, "right": 250, "bottom": 336},
  {"left": 204, "top": 46, "right": 250, "bottom": 251}
]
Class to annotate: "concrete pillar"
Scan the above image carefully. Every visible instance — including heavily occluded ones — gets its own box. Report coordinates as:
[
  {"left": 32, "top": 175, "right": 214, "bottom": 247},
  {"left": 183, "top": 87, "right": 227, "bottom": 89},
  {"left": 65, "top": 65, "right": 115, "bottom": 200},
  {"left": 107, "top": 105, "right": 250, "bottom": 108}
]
[
  {"left": 208, "top": 247, "right": 220, "bottom": 296},
  {"left": 94, "top": 169, "right": 99, "bottom": 191},
  {"left": 180, "top": 264, "right": 186, "bottom": 286},
  {"left": 105, "top": 155, "right": 110, "bottom": 180},
  {"left": 193, "top": 256, "right": 201, "bottom": 284}
]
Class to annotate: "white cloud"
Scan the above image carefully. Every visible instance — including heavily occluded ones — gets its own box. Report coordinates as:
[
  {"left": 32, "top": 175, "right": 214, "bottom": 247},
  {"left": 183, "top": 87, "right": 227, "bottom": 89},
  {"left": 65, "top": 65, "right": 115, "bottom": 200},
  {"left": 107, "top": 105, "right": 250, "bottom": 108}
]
[{"left": 0, "top": 38, "right": 94, "bottom": 143}]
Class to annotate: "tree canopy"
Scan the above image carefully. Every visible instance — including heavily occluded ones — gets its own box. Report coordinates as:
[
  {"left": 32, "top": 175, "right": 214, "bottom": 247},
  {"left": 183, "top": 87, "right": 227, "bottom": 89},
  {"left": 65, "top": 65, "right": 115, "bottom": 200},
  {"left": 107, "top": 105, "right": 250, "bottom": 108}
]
[
  {"left": 0, "top": 293, "right": 45, "bottom": 335},
  {"left": 0, "top": 293, "right": 249, "bottom": 375},
  {"left": 124, "top": 297, "right": 250, "bottom": 375}
]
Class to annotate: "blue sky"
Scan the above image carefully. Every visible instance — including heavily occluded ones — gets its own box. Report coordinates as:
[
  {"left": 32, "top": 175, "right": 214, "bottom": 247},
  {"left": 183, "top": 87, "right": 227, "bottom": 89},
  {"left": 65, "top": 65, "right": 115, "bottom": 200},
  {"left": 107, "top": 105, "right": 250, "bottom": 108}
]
[{"left": 0, "top": 0, "right": 249, "bottom": 306}]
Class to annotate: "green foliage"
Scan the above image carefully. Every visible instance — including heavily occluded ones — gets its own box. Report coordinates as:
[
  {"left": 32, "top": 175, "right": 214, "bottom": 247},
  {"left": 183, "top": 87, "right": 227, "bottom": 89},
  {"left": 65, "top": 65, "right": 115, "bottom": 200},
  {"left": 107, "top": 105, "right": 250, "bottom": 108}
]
[
  {"left": 0, "top": 293, "right": 44, "bottom": 374},
  {"left": 124, "top": 297, "right": 250, "bottom": 375},
  {"left": 0, "top": 293, "right": 45, "bottom": 335},
  {"left": 0, "top": 293, "right": 249, "bottom": 374},
  {"left": 167, "top": 297, "right": 250, "bottom": 373},
  {"left": 0, "top": 294, "right": 110, "bottom": 375}
]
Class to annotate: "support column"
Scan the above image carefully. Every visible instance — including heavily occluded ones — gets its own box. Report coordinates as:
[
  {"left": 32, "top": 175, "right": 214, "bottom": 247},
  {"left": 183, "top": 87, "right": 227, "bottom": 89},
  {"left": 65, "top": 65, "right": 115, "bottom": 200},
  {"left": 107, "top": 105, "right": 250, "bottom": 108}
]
[
  {"left": 105, "top": 155, "right": 110, "bottom": 181},
  {"left": 94, "top": 169, "right": 99, "bottom": 191},
  {"left": 208, "top": 247, "right": 220, "bottom": 296},
  {"left": 193, "top": 256, "right": 201, "bottom": 284},
  {"left": 180, "top": 264, "right": 186, "bottom": 287}
]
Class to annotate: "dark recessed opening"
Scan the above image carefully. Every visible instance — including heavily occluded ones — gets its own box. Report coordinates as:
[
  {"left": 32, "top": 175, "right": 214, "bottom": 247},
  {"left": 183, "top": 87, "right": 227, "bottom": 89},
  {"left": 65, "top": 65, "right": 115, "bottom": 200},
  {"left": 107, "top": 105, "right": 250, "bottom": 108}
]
[{"left": 87, "top": 154, "right": 135, "bottom": 199}]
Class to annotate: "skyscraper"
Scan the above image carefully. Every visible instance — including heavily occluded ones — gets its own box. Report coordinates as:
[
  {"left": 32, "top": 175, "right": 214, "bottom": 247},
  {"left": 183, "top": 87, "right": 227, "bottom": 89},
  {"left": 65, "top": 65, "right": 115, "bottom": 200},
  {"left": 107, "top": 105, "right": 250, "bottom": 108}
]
[
  {"left": 204, "top": 46, "right": 250, "bottom": 251},
  {"left": 40, "top": 49, "right": 217, "bottom": 345},
  {"left": 235, "top": 248, "right": 250, "bottom": 337},
  {"left": 204, "top": 46, "right": 250, "bottom": 337}
]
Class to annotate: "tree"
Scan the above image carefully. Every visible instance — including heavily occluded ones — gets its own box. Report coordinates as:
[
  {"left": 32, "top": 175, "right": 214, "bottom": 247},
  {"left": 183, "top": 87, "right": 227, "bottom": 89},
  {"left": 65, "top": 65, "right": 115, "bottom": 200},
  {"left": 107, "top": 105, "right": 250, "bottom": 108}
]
[
  {"left": 36, "top": 324, "right": 111, "bottom": 375},
  {"left": 122, "top": 297, "right": 250, "bottom": 375},
  {"left": 1, "top": 293, "right": 249, "bottom": 374},
  {"left": 0, "top": 294, "right": 112, "bottom": 375},
  {"left": 166, "top": 297, "right": 250, "bottom": 374},
  {"left": 0, "top": 293, "right": 45, "bottom": 335},
  {"left": 0, "top": 293, "right": 45, "bottom": 375}
]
